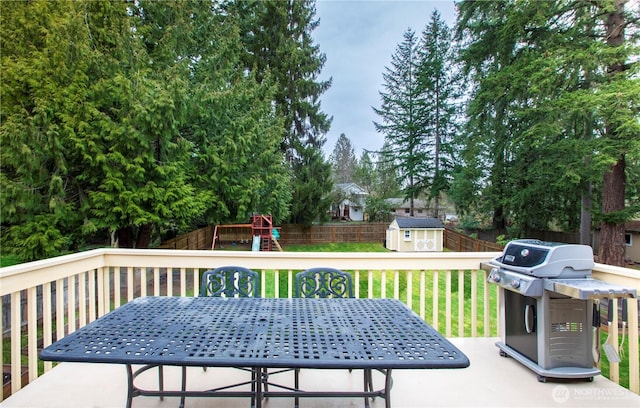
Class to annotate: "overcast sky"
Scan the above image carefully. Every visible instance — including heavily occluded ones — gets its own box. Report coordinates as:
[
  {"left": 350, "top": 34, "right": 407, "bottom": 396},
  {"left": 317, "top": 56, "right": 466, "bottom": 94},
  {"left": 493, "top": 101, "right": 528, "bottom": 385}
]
[{"left": 312, "top": 0, "right": 458, "bottom": 157}]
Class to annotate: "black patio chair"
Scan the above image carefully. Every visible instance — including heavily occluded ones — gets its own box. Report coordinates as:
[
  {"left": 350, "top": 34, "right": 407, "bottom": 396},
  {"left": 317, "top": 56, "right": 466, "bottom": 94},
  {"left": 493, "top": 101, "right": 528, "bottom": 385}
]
[
  {"left": 159, "top": 266, "right": 260, "bottom": 407},
  {"left": 294, "top": 267, "right": 354, "bottom": 298},
  {"left": 200, "top": 265, "right": 260, "bottom": 298},
  {"left": 265, "top": 268, "right": 361, "bottom": 407}
]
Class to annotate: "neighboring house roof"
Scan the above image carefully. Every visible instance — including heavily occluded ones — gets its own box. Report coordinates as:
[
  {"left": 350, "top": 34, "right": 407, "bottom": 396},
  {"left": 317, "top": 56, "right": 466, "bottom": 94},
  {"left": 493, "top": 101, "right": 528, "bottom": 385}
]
[
  {"left": 386, "top": 198, "right": 427, "bottom": 209},
  {"left": 334, "top": 182, "right": 368, "bottom": 196},
  {"left": 393, "top": 217, "right": 444, "bottom": 229},
  {"left": 626, "top": 221, "right": 640, "bottom": 232}
]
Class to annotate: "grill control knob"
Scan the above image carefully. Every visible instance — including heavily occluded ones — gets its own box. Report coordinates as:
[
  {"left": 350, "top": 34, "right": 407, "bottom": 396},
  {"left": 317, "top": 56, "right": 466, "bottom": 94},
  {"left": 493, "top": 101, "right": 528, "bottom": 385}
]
[
  {"left": 510, "top": 280, "right": 520, "bottom": 289},
  {"left": 489, "top": 269, "right": 501, "bottom": 283}
]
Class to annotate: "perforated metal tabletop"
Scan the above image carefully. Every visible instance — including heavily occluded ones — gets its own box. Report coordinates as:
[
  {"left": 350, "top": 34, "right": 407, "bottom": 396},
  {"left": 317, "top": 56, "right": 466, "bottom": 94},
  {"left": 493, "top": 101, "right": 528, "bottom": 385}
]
[
  {"left": 40, "top": 297, "right": 469, "bottom": 407},
  {"left": 41, "top": 296, "right": 468, "bottom": 369}
]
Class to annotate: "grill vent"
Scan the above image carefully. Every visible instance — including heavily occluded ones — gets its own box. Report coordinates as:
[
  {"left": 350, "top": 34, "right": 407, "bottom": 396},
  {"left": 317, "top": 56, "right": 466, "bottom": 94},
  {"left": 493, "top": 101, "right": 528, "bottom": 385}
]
[
  {"left": 551, "top": 322, "right": 583, "bottom": 333},
  {"left": 547, "top": 299, "right": 589, "bottom": 367}
]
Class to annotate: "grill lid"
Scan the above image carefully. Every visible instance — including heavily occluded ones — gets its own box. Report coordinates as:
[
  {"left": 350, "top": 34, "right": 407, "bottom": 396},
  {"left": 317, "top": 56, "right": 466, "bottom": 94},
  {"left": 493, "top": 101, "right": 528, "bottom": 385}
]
[{"left": 492, "top": 239, "right": 594, "bottom": 278}]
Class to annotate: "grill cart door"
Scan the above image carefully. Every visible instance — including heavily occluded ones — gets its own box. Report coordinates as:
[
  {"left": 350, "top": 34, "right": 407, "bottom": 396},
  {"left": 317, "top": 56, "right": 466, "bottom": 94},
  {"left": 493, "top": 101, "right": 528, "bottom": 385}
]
[{"left": 504, "top": 290, "right": 538, "bottom": 363}]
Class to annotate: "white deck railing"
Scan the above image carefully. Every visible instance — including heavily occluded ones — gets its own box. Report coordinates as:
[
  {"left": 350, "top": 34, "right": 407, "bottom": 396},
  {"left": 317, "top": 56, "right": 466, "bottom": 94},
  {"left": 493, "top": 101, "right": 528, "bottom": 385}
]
[{"left": 1, "top": 248, "right": 638, "bottom": 400}]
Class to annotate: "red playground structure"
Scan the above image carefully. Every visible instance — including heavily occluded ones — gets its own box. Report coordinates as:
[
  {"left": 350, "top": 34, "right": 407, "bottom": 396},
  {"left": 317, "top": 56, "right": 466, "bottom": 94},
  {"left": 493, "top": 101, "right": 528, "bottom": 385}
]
[{"left": 211, "top": 214, "right": 282, "bottom": 251}]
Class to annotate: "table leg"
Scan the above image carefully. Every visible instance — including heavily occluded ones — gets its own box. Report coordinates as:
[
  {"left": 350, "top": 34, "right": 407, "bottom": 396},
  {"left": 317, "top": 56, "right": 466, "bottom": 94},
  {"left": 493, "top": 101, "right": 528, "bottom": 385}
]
[
  {"left": 251, "top": 368, "right": 262, "bottom": 408},
  {"left": 384, "top": 369, "right": 393, "bottom": 408},
  {"left": 179, "top": 366, "right": 187, "bottom": 408},
  {"left": 363, "top": 369, "right": 371, "bottom": 408},
  {"left": 159, "top": 365, "right": 164, "bottom": 400},
  {"left": 294, "top": 368, "right": 300, "bottom": 408},
  {"left": 255, "top": 368, "right": 263, "bottom": 408},
  {"left": 125, "top": 364, "right": 134, "bottom": 408}
]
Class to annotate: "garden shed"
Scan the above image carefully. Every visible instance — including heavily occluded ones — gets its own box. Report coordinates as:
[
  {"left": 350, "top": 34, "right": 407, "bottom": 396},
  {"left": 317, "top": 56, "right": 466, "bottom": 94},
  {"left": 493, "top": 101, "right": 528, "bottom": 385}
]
[{"left": 385, "top": 217, "right": 444, "bottom": 252}]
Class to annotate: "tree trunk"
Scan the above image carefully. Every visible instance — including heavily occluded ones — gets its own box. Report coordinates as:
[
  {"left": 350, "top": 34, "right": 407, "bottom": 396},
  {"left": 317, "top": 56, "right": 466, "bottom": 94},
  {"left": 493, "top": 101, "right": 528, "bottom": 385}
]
[
  {"left": 136, "top": 223, "right": 153, "bottom": 249},
  {"left": 598, "top": 0, "right": 627, "bottom": 266},
  {"left": 599, "top": 158, "right": 626, "bottom": 266},
  {"left": 117, "top": 226, "right": 134, "bottom": 249},
  {"left": 580, "top": 184, "right": 592, "bottom": 246},
  {"left": 493, "top": 206, "right": 505, "bottom": 230}
]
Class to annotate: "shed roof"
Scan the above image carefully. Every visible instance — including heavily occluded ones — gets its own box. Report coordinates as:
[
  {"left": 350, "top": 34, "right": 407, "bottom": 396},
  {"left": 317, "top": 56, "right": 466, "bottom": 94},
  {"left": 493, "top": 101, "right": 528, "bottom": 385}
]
[{"left": 394, "top": 217, "right": 444, "bottom": 229}]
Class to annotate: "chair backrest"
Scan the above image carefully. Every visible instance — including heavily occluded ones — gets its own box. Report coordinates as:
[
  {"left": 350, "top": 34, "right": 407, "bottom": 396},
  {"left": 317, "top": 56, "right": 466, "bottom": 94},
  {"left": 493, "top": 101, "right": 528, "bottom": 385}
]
[
  {"left": 200, "top": 266, "right": 259, "bottom": 298},
  {"left": 294, "top": 267, "right": 354, "bottom": 298}
]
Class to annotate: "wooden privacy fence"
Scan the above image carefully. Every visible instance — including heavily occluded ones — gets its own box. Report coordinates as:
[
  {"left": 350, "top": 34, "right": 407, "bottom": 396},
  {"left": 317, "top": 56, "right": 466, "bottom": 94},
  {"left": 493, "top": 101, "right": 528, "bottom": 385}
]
[
  {"left": 444, "top": 227, "right": 504, "bottom": 252},
  {"left": 158, "top": 226, "right": 214, "bottom": 250},
  {"left": 158, "top": 223, "right": 503, "bottom": 252},
  {"left": 278, "top": 223, "right": 388, "bottom": 245}
]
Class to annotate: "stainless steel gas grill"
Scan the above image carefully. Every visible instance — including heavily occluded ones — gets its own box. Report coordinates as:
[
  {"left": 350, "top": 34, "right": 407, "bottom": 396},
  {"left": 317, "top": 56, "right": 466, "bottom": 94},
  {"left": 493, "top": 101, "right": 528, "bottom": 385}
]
[{"left": 482, "top": 239, "right": 636, "bottom": 382}]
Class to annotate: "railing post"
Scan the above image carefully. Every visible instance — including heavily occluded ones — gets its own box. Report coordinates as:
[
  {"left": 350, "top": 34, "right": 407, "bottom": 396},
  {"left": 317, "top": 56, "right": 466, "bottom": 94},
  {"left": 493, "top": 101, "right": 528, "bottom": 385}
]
[
  {"left": 127, "top": 267, "right": 134, "bottom": 301},
  {"left": 56, "top": 279, "right": 64, "bottom": 340},
  {"left": 432, "top": 270, "right": 439, "bottom": 331},
  {"left": 11, "top": 291, "right": 22, "bottom": 394},
  {"left": 88, "top": 269, "right": 96, "bottom": 322},
  {"left": 628, "top": 298, "right": 639, "bottom": 393},
  {"left": 78, "top": 272, "right": 87, "bottom": 328},
  {"left": 96, "top": 267, "right": 107, "bottom": 316},
  {"left": 458, "top": 270, "right": 464, "bottom": 337},
  {"left": 471, "top": 270, "right": 477, "bottom": 337},
  {"left": 610, "top": 298, "right": 620, "bottom": 383},
  {"left": 419, "top": 270, "right": 425, "bottom": 321},
  {"left": 153, "top": 267, "right": 160, "bottom": 296},
  {"left": 140, "top": 267, "right": 147, "bottom": 298},
  {"left": 393, "top": 270, "right": 399, "bottom": 300},
  {"left": 483, "top": 269, "right": 490, "bottom": 337},
  {"left": 406, "top": 270, "right": 412, "bottom": 310},
  {"left": 43, "top": 281, "right": 52, "bottom": 372},
  {"left": 27, "top": 287, "right": 37, "bottom": 383},
  {"left": 445, "top": 270, "right": 452, "bottom": 337},
  {"left": 114, "top": 267, "right": 121, "bottom": 306}
]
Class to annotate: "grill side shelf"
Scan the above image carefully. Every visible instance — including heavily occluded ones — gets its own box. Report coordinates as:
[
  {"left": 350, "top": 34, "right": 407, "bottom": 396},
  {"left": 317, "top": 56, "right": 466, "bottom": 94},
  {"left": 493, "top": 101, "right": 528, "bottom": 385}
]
[{"left": 545, "top": 279, "right": 636, "bottom": 300}]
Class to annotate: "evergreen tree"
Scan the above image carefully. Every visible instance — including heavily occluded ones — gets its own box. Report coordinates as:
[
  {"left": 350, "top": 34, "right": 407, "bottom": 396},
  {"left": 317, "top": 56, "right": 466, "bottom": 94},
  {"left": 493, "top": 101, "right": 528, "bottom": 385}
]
[
  {"left": 354, "top": 151, "right": 376, "bottom": 194},
  {"left": 0, "top": 0, "right": 294, "bottom": 259},
  {"left": 184, "top": 1, "right": 292, "bottom": 225},
  {"left": 289, "top": 146, "right": 332, "bottom": 225},
  {"left": 356, "top": 150, "right": 396, "bottom": 222},
  {"left": 374, "top": 29, "right": 430, "bottom": 217},
  {"left": 597, "top": 0, "right": 639, "bottom": 265},
  {"left": 1, "top": 1, "right": 82, "bottom": 259},
  {"left": 455, "top": 0, "right": 639, "bottom": 265},
  {"left": 417, "top": 10, "right": 460, "bottom": 218},
  {"left": 232, "top": 0, "right": 332, "bottom": 224},
  {"left": 86, "top": 0, "right": 202, "bottom": 248},
  {"left": 329, "top": 133, "right": 358, "bottom": 183},
  {"left": 376, "top": 142, "right": 402, "bottom": 200}
]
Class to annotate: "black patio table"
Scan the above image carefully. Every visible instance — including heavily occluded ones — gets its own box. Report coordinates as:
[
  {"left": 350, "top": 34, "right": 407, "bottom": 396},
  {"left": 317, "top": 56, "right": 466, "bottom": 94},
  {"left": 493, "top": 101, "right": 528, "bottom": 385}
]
[{"left": 40, "top": 296, "right": 469, "bottom": 408}]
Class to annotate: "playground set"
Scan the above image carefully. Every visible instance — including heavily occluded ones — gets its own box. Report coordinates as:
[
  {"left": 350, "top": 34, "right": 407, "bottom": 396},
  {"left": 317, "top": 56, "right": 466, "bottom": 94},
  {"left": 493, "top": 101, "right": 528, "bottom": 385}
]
[{"left": 211, "top": 214, "right": 282, "bottom": 251}]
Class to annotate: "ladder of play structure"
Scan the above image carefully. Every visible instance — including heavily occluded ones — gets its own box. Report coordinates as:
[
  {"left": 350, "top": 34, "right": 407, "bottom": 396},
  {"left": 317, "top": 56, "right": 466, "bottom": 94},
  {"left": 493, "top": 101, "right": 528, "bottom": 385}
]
[
  {"left": 260, "top": 236, "right": 272, "bottom": 251},
  {"left": 271, "top": 235, "right": 283, "bottom": 251}
]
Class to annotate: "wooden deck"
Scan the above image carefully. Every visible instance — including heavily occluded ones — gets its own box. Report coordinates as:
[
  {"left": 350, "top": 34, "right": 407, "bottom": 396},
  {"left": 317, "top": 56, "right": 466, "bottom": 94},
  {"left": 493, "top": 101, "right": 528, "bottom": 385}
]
[{"left": 2, "top": 338, "right": 638, "bottom": 408}]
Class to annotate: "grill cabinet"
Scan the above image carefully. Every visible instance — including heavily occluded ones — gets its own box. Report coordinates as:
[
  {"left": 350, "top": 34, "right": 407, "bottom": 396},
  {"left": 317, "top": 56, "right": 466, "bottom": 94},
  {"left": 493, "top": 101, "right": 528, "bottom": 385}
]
[{"left": 483, "top": 240, "right": 636, "bottom": 382}]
